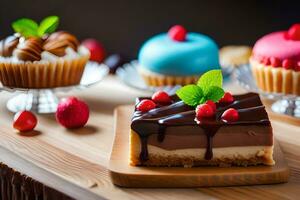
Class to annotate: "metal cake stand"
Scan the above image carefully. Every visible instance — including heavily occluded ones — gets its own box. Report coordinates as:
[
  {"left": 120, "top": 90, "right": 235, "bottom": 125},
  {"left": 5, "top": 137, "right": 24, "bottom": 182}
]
[
  {"left": 234, "top": 64, "right": 300, "bottom": 118},
  {"left": 0, "top": 62, "right": 109, "bottom": 114}
]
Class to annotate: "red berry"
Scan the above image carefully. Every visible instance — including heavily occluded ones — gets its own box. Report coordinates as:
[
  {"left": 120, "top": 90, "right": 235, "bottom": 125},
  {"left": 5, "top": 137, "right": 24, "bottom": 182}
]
[
  {"left": 221, "top": 108, "right": 239, "bottom": 122},
  {"left": 137, "top": 99, "right": 156, "bottom": 112},
  {"left": 287, "top": 24, "right": 300, "bottom": 41},
  {"left": 282, "top": 59, "right": 294, "bottom": 70},
  {"left": 296, "top": 62, "right": 300, "bottom": 71},
  {"left": 81, "top": 39, "right": 105, "bottom": 62},
  {"left": 168, "top": 25, "right": 187, "bottom": 41},
  {"left": 262, "top": 57, "right": 270, "bottom": 65},
  {"left": 219, "top": 92, "right": 234, "bottom": 103},
  {"left": 270, "top": 57, "right": 281, "bottom": 68},
  {"left": 196, "top": 104, "right": 215, "bottom": 119},
  {"left": 205, "top": 100, "right": 216, "bottom": 112},
  {"left": 56, "top": 97, "right": 90, "bottom": 129},
  {"left": 152, "top": 91, "right": 171, "bottom": 104},
  {"left": 13, "top": 111, "right": 37, "bottom": 132}
]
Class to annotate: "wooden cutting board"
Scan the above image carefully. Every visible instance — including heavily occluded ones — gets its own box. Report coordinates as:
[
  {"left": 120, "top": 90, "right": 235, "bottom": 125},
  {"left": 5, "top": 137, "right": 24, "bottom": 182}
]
[{"left": 109, "top": 105, "right": 290, "bottom": 188}]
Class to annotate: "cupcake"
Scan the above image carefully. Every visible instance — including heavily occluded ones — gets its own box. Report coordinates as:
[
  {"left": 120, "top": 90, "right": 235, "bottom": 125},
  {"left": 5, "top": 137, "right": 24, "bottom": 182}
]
[
  {"left": 138, "top": 25, "right": 220, "bottom": 86},
  {"left": 250, "top": 24, "right": 300, "bottom": 95},
  {"left": 219, "top": 45, "right": 252, "bottom": 67},
  {"left": 0, "top": 16, "right": 90, "bottom": 89}
]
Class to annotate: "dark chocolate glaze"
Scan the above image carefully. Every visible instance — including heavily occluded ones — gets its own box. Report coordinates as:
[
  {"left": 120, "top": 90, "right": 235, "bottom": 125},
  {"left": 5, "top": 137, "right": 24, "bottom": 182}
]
[{"left": 131, "top": 93, "right": 271, "bottom": 162}]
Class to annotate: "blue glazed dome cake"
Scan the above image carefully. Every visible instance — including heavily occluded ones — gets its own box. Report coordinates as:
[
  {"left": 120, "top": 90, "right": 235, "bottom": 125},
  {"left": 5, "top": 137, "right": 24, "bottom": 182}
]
[{"left": 138, "top": 25, "right": 220, "bottom": 86}]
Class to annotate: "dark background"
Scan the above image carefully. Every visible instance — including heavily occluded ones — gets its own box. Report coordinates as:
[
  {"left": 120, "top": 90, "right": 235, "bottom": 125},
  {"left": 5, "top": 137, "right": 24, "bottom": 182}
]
[{"left": 1, "top": 0, "right": 300, "bottom": 59}]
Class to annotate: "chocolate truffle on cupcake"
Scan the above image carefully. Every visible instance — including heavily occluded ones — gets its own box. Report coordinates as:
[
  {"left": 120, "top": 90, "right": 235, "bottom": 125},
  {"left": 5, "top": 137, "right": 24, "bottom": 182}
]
[
  {"left": 250, "top": 24, "right": 300, "bottom": 95},
  {"left": 0, "top": 16, "right": 89, "bottom": 89},
  {"left": 138, "top": 25, "right": 220, "bottom": 86}
]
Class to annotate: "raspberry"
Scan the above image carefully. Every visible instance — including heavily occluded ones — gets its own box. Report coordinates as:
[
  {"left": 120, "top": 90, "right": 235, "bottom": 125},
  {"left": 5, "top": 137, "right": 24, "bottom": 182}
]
[
  {"left": 219, "top": 92, "right": 234, "bottom": 103},
  {"left": 168, "top": 25, "right": 187, "bottom": 41},
  {"left": 81, "top": 39, "right": 105, "bottom": 62},
  {"left": 221, "top": 108, "right": 239, "bottom": 122},
  {"left": 56, "top": 97, "right": 89, "bottom": 129},
  {"left": 296, "top": 62, "right": 300, "bottom": 71},
  {"left": 282, "top": 59, "right": 294, "bottom": 70},
  {"left": 205, "top": 100, "right": 216, "bottom": 112},
  {"left": 262, "top": 57, "right": 270, "bottom": 65},
  {"left": 137, "top": 99, "right": 156, "bottom": 112},
  {"left": 152, "top": 91, "right": 171, "bottom": 104},
  {"left": 270, "top": 57, "right": 281, "bottom": 68},
  {"left": 13, "top": 111, "right": 37, "bottom": 132},
  {"left": 196, "top": 104, "right": 214, "bottom": 119},
  {"left": 287, "top": 24, "right": 300, "bottom": 41}
]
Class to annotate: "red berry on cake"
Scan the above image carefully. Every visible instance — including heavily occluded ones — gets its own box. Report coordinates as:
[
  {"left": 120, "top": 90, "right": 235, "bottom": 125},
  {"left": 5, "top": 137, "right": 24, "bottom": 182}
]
[
  {"left": 270, "top": 57, "right": 281, "bottom": 68},
  {"left": 56, "top": 97, "right": 90, "bottom": 129},
  {"left": 152, "top": 91, "right": 171, "bottom": 104},
  {"left": 196, "top": 104, "right": 215, "bottom": 119},
  {"left": 282, "top": 59, "right": 294, "bottom": 70},
  {"left": 137, "top": 99, "right": 156, "bottom": 112},
  {"left": 262, "top": 57, "right": 270, "bottom": 65},
  {"left": 219, "top": 92, "right": 234, "bottom": 103},
  {"left": 205, "top": 100, "right": 216, "bottom": 112},
  {"left": 81, "top": 39, "right": 105, "bottom": 62},
  {"left": 287, "top": 23, "right": 300, "bottom": 41},
  {"left": 13, "top": 111, "right": 37, "bottom": 132},
  {"left": 296, "top": 62, "right": 300, "bottom": 71},
  {"left": 221, "top": 108, "right": 239, "bottom": 122},
  {"left": 168, "top": 25, "right": 187, "bottom": 41}
]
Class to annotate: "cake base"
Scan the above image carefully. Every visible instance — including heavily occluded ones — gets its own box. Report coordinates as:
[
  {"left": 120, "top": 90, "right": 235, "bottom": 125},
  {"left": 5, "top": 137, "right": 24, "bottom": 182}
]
[
  {"left": 130, "top": 130, "right": 274, "bottom": 167},
  {"left": 109, "top": 106, "right": 289, "bottom": 187},
  {"left": 138, "top": 67, "right": 199, "bottom": 86},
  {"left": 250, "top": 59, "right": 300, "bottom": 95}
]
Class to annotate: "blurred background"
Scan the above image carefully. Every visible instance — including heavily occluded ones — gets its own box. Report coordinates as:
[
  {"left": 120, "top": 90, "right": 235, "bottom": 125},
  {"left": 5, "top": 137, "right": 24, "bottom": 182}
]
[{"left": 1, "top": 0, "right": 300, "bottom": 59}]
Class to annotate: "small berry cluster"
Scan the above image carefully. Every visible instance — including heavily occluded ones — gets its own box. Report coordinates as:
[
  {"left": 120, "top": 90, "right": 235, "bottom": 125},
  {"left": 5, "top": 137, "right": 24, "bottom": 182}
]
[
  {"left": 255, "top": 55, "right": 300, "bottom": 71},
  {"left": 137, "top": 91, "right": 172, "bottom": 112},
  {"left": 195, "top": 92, "right": 239, "bottom": 122}
]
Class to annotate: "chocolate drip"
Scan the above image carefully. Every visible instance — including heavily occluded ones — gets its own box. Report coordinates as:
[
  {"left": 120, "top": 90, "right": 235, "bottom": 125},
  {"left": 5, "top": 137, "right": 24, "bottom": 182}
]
[
  {"left": 140, "top": 137, "right": 149, "bottom": 162},
  {"left": 200, "top": 124, "right": 220, "bottom": 160},
  {"left": 131, "top": 93, "right": 271, "bottom": 163},
  {"left": 205, "top": 135, "right": 213, "bottom": 160},
  {"left": 157, "top": 125, "right": 166, "bottom": 142}
]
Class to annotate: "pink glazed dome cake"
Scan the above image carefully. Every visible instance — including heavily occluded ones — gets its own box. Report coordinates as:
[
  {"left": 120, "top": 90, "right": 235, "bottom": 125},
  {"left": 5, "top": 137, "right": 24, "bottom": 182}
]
[{"left": 250, "top": 24, "right": 300, "bottom": 95}]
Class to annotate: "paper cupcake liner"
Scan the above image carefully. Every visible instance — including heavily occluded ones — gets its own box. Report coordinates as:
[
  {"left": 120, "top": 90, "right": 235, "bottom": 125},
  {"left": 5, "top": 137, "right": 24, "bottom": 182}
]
[
  {"left": 138, "top": 67, "right": 199, "bottom": 86},
  {"left": 250, "top": 59, "right": 300, "bottom": 96},
  {"left": 0, "top": 54, "right": 89, "bottom": 89}
]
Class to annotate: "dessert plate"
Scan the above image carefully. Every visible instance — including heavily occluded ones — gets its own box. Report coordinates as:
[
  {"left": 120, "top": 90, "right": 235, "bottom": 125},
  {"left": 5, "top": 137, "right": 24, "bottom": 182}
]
[
  {"left": 109, "top": 105, "right": 289, "bottom": 188},
  {"left": 234, "top": 64, "right": 300, "bottom": 118},
  {"left": 0, "top": 62, "right": 109, "bottom": 113},
  {"left": 116, "top": 61, "right": 233, "bottom": 93}
]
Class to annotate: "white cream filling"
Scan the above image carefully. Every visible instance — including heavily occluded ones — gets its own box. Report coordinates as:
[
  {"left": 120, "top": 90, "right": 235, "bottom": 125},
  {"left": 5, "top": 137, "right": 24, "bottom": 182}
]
[{"left": 0, "top": 44, "right": 89, "bottom": 63}]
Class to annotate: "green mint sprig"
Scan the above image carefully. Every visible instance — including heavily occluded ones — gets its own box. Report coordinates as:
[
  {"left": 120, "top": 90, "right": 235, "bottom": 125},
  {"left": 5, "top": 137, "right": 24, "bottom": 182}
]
[
  {"left": 176, "top": 70, "right": 224, "bottom": 107},
  {"left": 12, "top": 16, "right": 59, "bottom": 38}
]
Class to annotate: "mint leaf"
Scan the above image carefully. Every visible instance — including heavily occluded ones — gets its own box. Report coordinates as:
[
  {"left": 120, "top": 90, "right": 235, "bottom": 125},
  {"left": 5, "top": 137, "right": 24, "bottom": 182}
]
[
  {"left": 205, "top": 86, "right": 224, "bottom": 102},
  {"left": 38, "top": 16, "right": 59, "bottom": 36},
  {"left": 176, "top": 85, "right": 203, "bottom": 107},
  {"left": 197, "top": 70, "right": 223, "bottom": 95},
  {"left": 199, "top": 96, "right": 207, "bottom": 104},
  {"left": 12, "top": 18, "right": 39, "bottom": 37}
]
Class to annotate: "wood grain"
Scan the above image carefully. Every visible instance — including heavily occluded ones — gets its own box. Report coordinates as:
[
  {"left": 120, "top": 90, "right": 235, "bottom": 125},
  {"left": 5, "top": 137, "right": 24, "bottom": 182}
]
[{"left": 0, "top": 76, "right": 298, "bottom": 199}]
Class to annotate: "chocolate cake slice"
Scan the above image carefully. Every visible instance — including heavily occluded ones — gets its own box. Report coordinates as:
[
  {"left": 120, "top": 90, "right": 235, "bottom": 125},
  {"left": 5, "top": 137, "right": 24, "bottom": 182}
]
[{"left": 130, "top": 93, "right": 274, "bottom": 167}]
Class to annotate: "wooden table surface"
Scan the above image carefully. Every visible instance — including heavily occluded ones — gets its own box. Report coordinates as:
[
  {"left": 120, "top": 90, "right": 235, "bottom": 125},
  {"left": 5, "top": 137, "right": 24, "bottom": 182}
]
[{"left": 0, "top": 75, "right": 299, "bottom": 200}]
